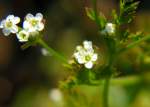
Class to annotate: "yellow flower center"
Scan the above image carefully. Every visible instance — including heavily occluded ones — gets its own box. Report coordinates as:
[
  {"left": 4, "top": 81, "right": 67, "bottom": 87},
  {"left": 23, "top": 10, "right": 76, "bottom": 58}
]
[
  {"left": 6, "top": 21, "right": 13, "bottom": 28},
  {"left": 31, "top": 19, "right": 38, "bottom": 26},
  {"left": 85, "top": 55, "right": 91, "bottom": 61},
  {"left": 20, "top": 32, "right": 27, "bottom": 39}
]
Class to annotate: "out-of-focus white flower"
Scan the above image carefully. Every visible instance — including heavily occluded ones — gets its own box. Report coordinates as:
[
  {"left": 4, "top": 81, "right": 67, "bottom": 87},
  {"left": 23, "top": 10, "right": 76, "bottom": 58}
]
[
  {"left": 16, "top": 30, "right": 29, "bottom": 42},
  {"left": 102, "top": 23, "right": 115, "bottom": 35},
  {"left": 73, "top": 40, "right": 98, "bottom": 69},
  {"left": 41, "top": 48, "right": 51, "bottom": 56},
  {"left": 49, "top": 88, "right": 63, "bottom": 103},
  {"left": 23, "top": 13, "right": 44, "bottom": 32},
  {"left": 0, "top": 15, "right": 20, "bottom": 36}
]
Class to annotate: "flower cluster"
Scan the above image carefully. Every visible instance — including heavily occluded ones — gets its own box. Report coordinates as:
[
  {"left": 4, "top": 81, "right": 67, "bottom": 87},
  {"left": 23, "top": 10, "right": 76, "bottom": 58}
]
[
  {"left": 73, "top": 41, "right": 98, "bottom": 69},
  {"left": 0, "top": 13, "right": 44, "bottom": 42},
  {"left": 0, "top": 13, "right": 99, "bottom": 70}
]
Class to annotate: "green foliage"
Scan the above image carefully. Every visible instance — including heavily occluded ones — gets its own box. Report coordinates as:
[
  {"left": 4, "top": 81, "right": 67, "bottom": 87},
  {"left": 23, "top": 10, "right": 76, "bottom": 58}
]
[{"left": 117, "top": 0, "right": 140, "bottom": 25}]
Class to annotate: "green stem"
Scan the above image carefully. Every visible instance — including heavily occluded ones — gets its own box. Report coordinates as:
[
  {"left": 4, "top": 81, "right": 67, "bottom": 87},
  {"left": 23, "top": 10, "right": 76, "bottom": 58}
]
[
  {"left": 103, "top": 77, "right": 110, "bottom": 107},
  {"left": 88, "top": 69, "right": 92, "bottom": 83},
  {"left": 102, "top": 38, "right": 116, "bottom": 107},
  {"left": 38, "top": 38, "right": 71, "bottom": 67},
  {"left": 92, "top": 0, "right": 101, "bottom": 29}
]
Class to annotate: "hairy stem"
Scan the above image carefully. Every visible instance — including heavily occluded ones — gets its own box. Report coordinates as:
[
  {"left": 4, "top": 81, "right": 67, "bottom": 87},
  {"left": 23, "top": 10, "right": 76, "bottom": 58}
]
[{"left": 38, "top": 38, "right": 71, "bottom": 66}]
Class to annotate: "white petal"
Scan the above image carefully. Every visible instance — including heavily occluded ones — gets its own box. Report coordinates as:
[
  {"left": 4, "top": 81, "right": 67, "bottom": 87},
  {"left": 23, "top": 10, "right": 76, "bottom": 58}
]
[
  {"left": 36, "top": 22, "right": 44, "bottom": 31},
  {"left": 77, "top": 55, "right": 86, "bottom": 64},
  {"left": 76, "top": 45, "right": 83, "bottom": 51},
  {"left": 76, "top": 46, "right": 86, "bottom": 56},
  {"left": 91, "top": 53, "right": 98, "bottom": 61},
  {"left": 83, "top": 40, "right": 93, "bottom": 49},
  {"left": 36, "top": 13, "right": 43, "bottom": 21},
  {"left": 23, "top": 21, "right": 30, "bottom": 29},
  {"left": 25, "top": 13, "right": 33, "bottom": 20},
  {"left": 13, "top": 17, "right": 20, "bottom": 24},
  {"left": 0, "top": 20, "right": 5, "bottom": 28},
  {"left": 86, "top": 48, "right": 94, "bottom": 54},
  {"left": 10, "top": 25, "right": 18, "bottom": 33},
  {"left": 74, "top": 52, "right": 80, "bottom": 59},
  {"left": 2, "top": 28, "right": 11, "bottom": 36},
  {"left": 78, "top": 58, "right": 85, "bottom": 64},
  {"left": 85, "top": 61, "right": 93, "bottom": 69},
  {"left": 106, "top": 23, "right": 113, "bottom": 27},
  {"left": 6, "top": 15, "right": 14, "bottom": 21}
]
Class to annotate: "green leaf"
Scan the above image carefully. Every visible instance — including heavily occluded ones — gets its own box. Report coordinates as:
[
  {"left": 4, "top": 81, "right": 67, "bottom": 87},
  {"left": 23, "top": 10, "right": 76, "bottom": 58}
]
[
  {"left": 112, "top": 10, "right": 118, "bottom": 24},
  {"left": 118, "top": 0, "right": 140, "bottom": 25},
  {"left": 98, "top": 12, "right": 107, "bottom": 29},
  {"left": 85, "top": 7, "right": 107, "bottom": 29},
  {"left": 128, "top": 32, "right": 143, "bottom": 41},
  {"left": 85, "top": 7, "right": 95, "bottom": 21}
]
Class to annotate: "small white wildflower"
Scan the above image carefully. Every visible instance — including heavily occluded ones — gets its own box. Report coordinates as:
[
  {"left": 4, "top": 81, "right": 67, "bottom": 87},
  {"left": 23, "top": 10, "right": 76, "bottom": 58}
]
[
  {"left": 49, "top": 88, "right": 63, "bottom": 103},
  {"left": 16, "top": 30, "right": 29, "bottom": 42},
  {"left": 102, "top": 23, "right": 115, "bottom": 35},
  {"left": 74, "top": 40, "right": 98, "bottom": 69},
  {"left": 41, "top": 48, "right": 51, "bottom": 56},
  {"left": 23, "top": 13, "right": 44, "bottom": 32},
  {"left": 0, "top": 15, "right": 20, "bottom": 36}
]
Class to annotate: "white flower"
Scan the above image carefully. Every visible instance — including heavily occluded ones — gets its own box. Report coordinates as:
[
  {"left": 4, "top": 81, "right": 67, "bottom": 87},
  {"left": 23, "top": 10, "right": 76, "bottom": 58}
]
[
  {"left": 74, "top": 40, "right": 98, "bottom": 69},
  {"left": 0, "top": 15, "right": 20, "bottom": 36},
  {"left": 16, "top": 30, "right": 29, "bottom": 42},
  {"left": 49, "top": 88, "right": 63, "bottom": 103},
  {"left": 23, "top": 13, "right": 44, "bottom": 32},
  {"left": 102, "top": 23, "right": 115, "bottom": 35},
  {"left": 41, "top": 48, "right": 51, "bottom": 56}
]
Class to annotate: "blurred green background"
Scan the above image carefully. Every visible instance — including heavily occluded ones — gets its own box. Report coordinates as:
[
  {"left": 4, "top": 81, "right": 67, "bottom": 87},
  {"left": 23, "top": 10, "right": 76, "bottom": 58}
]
[{"left": 0, "top": 0, "right": 150, "bottom": 107}]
